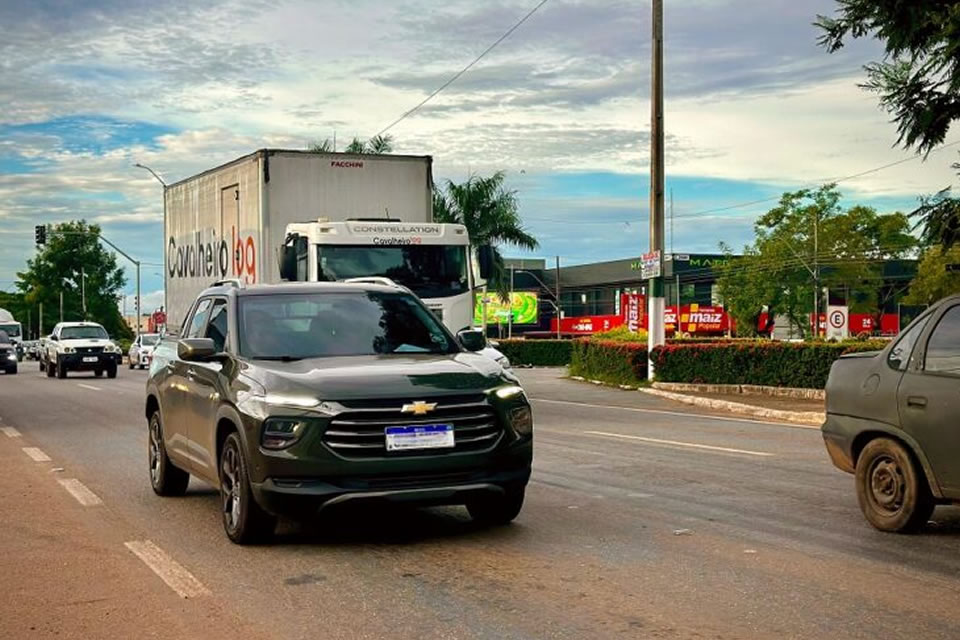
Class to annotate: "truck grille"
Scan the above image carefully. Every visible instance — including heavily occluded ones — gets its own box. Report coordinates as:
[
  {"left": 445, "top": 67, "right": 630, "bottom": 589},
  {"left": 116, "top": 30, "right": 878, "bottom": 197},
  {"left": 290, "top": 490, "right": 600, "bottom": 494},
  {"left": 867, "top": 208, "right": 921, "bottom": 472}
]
[
  {"left": 323, "top": 395, "right": 501, "bottom": 459},
  {"left": 76, "top": 346, "right": 104, "bottom": 355}
]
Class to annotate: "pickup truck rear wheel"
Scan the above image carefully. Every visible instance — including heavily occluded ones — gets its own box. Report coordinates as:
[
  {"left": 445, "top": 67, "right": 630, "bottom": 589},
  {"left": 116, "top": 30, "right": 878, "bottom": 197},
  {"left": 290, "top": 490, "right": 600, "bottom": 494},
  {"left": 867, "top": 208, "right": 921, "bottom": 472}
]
[
  {"left": 219, "top": 432, "right": 276, "bottom": 544},
  {"left": 106, "top": 365, "right": 117, "bottom": 379},
  {"left": 148, "top": 411, "right": 189, "bottom": 496},
  {"left": 467, "top": 486, "right": 525, "bottom": 526},
  {"left": 45, "top": 359, "right": 54, "bottom": 377},
  {"left": 856, "top": 438, "right": 934, "bottom": 533}
]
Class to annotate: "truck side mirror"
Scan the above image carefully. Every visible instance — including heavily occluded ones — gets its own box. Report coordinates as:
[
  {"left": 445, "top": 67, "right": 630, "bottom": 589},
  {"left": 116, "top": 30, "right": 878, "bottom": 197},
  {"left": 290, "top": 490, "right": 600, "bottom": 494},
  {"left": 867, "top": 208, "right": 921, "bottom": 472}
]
[
  {"left": 477, "top": 245, "right": 494, "bottom": 280},
  {"left": 279, "top": 242, "right": 297, "bottom": 281}
]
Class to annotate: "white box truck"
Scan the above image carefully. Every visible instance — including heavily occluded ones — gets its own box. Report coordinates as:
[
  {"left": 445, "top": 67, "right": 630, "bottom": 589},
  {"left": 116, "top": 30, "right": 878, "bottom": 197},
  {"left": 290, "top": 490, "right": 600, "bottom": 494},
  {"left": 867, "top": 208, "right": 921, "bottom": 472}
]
[{"left": 165, "top": 150, "right": 494, "bottom": 336}]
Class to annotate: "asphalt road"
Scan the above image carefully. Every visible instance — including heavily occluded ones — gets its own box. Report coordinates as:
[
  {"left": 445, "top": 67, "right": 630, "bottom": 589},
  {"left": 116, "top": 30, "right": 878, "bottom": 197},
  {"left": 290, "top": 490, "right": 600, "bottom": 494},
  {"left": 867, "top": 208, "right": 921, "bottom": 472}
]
[{"left": 1, "top": 364, "right": 959, "bottom": 639}]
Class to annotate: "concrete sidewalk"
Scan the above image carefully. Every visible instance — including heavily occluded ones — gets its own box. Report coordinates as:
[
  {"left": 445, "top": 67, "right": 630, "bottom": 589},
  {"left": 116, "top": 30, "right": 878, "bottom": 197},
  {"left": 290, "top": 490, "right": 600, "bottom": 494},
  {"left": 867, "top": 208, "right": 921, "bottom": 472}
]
[{"left": 0, "top": 429, "right": 270, "bottom": 640}]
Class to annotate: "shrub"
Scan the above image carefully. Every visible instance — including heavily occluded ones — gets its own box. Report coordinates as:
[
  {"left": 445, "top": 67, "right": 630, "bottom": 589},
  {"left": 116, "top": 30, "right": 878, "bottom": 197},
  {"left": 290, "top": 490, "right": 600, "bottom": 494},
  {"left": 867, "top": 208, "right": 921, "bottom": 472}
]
[
  {"left": 592, "top": 326, "right": 648, "bottom": 343},
  {"left": 570, "top": 339, "right": 647, "bottom": 385},
  {"left": 495, "top": 339, "right": 573, "bottom": 367},
  {"left": 650, "top": 339, "right": 888, "bottom": 389}
]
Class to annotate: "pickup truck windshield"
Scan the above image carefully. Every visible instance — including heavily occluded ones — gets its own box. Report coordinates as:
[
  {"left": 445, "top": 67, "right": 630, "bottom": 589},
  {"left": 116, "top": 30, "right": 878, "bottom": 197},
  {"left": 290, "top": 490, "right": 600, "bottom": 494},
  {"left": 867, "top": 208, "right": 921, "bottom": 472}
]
[
  {"left": 239, "top": 292, "right": 457, "bottom": 359},
  {"left": 317, "top": 245, "right": 468, "bottom": 299},
  {"left": 61, "top": 326, "right": 108, "bottom": 340},
  {"left": 0, "top": 323, "right": 21, "bottom": 337}
]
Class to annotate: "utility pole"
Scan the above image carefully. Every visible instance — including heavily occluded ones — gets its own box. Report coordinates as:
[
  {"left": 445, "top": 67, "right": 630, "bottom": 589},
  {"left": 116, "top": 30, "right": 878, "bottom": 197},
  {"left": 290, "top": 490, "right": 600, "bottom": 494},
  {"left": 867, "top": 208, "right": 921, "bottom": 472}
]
[
  {"left": 81, "top": 267, "right": 86, "bottom": 320},
  {"left": 555, "top": 256, "right": 562, "bottom": 340},
  {"left": 59, "top": 291, "right": 64, "bottom": 323},
  {"left": 39, "top": 303, "right": 43, "bottom": 338},
  {"left": 813, "top": 209, "right": 819, "bottom": 338},
  {"left": 669, "top": 188, "right": 674, "bottom": 254},
  {"left": 647, "top": 0, "right": 666, "bottom": 379}
]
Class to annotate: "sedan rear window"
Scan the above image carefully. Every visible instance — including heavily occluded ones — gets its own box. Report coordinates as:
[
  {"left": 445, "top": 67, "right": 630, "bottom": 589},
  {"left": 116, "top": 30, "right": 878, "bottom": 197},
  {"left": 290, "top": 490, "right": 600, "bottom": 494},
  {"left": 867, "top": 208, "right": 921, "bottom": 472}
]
[{"left": 238, "top": 292, "right": 456, "bottom": 359}]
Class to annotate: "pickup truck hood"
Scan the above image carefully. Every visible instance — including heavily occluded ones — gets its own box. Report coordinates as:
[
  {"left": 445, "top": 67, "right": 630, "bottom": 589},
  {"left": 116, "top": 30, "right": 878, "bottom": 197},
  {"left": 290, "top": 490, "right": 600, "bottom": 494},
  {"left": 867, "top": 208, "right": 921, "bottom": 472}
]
[
  {"left": 244, "top": 352, "right": 509, "bottom": 401},
  {"left": 60, "top": 338, "right": 114, "bottom": 348}
]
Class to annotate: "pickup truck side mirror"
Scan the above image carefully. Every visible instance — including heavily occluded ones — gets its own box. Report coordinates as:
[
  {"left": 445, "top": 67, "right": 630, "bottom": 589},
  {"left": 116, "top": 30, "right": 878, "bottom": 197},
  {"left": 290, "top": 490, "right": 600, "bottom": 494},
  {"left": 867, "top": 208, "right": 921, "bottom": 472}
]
[
  {"left": 50, "top": 335, "right": 58, "bottom": 342},
  {"left": 279, "top": 244, "right": 297, "bottom": 281},
  {"left": 178, "top": 338, "right": 219, "bottom": 362},
  {"left": 477, "top": 245, "right": 495, "bottom": 281},
  {"left": 456, "top": 329, "right": 487, "bottom": 352}
]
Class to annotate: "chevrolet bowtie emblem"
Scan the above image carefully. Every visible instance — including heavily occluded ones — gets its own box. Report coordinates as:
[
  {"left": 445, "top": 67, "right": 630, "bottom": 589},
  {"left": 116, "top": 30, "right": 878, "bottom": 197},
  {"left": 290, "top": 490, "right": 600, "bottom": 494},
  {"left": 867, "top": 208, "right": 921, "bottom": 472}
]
[{"left": 401, "top": 401, "right": 437, "bottom": 415}]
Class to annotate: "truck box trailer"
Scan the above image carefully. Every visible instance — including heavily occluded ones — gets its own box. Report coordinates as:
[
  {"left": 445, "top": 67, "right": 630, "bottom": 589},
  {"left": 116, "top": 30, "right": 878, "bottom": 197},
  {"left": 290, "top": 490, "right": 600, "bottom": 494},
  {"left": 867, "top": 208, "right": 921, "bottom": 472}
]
[{"left": 164, "top": 149, "right": 433, "bottom": 330}]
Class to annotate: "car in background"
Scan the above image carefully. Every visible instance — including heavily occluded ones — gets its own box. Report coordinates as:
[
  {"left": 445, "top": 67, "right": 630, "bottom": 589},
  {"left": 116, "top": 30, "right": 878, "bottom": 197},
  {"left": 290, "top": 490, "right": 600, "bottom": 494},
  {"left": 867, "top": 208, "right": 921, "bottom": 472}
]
[
  {"left": 145, "top": 280, "right": 533, "bottom": 544},
  {"left": 43, "top": 322, "right": 123, "bottom": 379},
  {"left": 0, "top": 330, "right": 18, "bottom": 374},
  {"left": 822, "top": 294, "right": 960, "bottom": 532},
  {"left": 129, "top": 333, "right": 160, "bottom": 369}
]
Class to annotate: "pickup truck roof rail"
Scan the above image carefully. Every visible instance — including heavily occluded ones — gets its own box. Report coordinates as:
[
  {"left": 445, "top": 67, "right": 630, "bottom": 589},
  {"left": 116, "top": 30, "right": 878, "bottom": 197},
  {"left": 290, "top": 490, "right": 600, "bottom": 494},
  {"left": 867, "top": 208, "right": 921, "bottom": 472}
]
[
  {"left": 342, "top": 277, "right": 410, "bottom": 292},
  {"left": 211, "top": 278, "right": 245, "bottom": 289}
]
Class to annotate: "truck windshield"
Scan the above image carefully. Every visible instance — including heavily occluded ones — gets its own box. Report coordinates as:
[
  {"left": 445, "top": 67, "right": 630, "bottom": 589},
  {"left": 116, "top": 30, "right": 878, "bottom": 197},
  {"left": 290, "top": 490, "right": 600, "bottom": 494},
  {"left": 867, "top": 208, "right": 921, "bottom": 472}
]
[
  {"left": 0, "top": 323, "right": 20, "bottom": 337},
  {"left": 238, "top": 292, "right": 457, "bottom": 359},
  {"left": 317, "top": 245, "right": 469, "bottom": 299},
  {"left": 61, "top": 326, "right": 108, "bottom": 340}
]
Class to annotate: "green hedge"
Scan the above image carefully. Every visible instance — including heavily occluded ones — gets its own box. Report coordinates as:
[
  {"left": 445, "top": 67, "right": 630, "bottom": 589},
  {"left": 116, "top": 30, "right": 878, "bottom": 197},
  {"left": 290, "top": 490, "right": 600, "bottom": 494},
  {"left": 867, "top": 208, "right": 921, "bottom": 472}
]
[
  {"left": 650, "top": 340, "right": 888, "bottom": 389},
  {"left": 495, "top": 339, "right": 573, "bottom": 367},
  {"left": 570, "top": 340, "right": 648, "bottom": 386}
]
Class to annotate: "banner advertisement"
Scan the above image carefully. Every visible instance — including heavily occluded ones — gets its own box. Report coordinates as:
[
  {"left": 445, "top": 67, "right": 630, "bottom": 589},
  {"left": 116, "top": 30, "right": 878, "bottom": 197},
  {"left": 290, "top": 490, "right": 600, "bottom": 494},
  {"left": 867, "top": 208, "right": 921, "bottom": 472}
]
[{"left": 474, "top": 292, "right": 539, "bottom": 325}]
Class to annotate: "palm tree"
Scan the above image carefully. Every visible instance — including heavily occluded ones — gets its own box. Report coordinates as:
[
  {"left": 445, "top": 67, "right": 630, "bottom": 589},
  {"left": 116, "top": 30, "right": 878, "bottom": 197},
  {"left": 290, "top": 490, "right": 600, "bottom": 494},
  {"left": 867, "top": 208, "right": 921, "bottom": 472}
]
[
  {"left": 433, "top": 171, "right": 539, "bottom": 298},
  {"left": 307, "top": 134, "right": 395, "bottom": 155},
  {"left": 367, "top": 134, "right": 394, "bottom": 154},
  {"left": 345, "top": 137, "right": 367, "bottom": 154},
  {"left": 307, "top": 139, "right": 333, "bottom": 153}
]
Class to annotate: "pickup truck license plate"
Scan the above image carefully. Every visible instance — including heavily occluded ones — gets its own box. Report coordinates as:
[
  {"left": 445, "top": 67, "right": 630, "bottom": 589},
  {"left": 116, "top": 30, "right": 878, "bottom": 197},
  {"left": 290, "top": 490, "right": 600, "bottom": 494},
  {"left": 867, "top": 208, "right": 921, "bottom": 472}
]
[
  {"left": 385, "top": 424, "right": 454, "bottom": 451},
  {"left": 82, "top": 356, "right": 98, "bottom": 363}
]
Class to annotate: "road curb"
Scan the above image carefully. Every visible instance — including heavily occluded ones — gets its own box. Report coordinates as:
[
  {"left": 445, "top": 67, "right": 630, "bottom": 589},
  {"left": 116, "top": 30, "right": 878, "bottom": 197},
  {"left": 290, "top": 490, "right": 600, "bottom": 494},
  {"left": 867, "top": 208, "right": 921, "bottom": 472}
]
[
  {"left": 639, "top": 388, "right": 825, "bottom": 426},
  {"left": 652, "top": 382, "right": 824, "bottom": 401}
]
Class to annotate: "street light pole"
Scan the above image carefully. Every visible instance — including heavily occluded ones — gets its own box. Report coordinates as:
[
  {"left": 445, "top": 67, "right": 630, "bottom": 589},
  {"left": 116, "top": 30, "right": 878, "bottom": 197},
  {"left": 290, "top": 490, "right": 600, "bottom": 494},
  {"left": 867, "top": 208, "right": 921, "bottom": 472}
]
[
  {"left": 134, "top": 163, "right": 167, "bottom": 317},
  {"left": 647, "top": 0, "right": 666, "bottom": 380},
  {"left": 508, "top": 265, "right": 514, "bottom": 339},
  {"left": 81, "top": 267, "right": 86, "bottom": 320}
]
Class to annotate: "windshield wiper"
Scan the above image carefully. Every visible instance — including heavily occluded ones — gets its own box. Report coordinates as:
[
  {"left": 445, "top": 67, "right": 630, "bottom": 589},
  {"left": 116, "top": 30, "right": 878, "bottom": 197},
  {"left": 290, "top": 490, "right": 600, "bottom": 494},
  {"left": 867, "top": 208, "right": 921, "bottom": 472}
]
[{"left": 252, "top": 356, "right": 304, "bottom": 362}]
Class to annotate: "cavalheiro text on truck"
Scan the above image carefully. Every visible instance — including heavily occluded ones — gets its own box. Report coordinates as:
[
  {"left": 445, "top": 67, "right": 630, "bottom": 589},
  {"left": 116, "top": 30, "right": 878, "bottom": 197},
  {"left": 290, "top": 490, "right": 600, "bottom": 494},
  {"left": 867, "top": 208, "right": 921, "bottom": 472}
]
[{"left": 164, "top": 149, "right": 492, "bottom": 334}]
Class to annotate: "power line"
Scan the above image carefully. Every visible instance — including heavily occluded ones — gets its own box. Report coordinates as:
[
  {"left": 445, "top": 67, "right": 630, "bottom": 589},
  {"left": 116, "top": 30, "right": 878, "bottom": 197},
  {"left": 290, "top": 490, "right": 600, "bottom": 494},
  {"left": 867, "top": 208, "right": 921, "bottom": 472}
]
[{"left": 375, "top": 0, "right": 552, "bottom": 137}]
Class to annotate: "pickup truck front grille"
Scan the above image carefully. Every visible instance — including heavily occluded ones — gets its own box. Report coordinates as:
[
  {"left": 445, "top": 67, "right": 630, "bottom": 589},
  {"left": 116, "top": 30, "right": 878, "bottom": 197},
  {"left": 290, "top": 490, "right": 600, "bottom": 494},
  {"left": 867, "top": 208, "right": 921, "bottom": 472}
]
[
  {"left": 76, "top": 346, "right": 104, "bottom": 355},
  {"left": 323, "top": 395, "right": 502, "bottom": 459}
]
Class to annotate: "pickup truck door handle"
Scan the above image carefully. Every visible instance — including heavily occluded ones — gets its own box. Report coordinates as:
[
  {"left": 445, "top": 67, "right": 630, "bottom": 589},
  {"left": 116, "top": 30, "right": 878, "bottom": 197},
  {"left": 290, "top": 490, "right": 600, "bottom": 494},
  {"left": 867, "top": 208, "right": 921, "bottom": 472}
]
[{"left": 907, "top": 396, "right": 927, "bottom": 408}]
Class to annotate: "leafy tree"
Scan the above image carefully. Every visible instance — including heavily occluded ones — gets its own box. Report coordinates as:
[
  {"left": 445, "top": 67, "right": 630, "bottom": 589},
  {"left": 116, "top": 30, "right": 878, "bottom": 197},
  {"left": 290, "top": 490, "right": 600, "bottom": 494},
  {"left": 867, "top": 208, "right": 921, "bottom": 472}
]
[
  {"left": 16, "top": 221, "right": 132, "bottom": 339},
  {"left": 904, "top": 245, "right": 960, "bottom": 305},
  {"left": 717, "top": 186, "right": 916, "bottom": 337},
  {"left": 816, "top": 2, "right": 960, "bottom": 248},
  {"left": 433, "top": 171, "right": 538, "bottom": 298}
]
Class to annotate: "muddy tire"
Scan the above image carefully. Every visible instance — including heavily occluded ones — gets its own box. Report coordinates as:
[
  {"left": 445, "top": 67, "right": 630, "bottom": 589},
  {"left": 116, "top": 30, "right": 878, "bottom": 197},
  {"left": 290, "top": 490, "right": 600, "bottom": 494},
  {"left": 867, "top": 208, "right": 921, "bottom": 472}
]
[{"left": 856, "top": 437, "right": 934, "bottom": 533}]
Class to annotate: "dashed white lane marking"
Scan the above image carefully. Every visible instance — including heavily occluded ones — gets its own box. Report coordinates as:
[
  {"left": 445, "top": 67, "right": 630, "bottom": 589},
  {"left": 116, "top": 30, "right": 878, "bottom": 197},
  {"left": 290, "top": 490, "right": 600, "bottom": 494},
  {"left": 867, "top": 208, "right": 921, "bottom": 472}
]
[
  {"left": 124, "top": 540, "right": 211, "bottom": 599},
  {"left": 57, "top": 478, "right": 103, "bottom": 506},
  {"left": 77, "top": 383, "right": 102, "bottom": 391},
  {"left": 22, "top": 447, "right": 51, "bottom": 462},
  {"left": 583, "top": 430, "right": 775, "bottom": 457},
  {"left": 1, "top": 426, "right": 21, "bottom": 438},
  {"left": 531, "top": 397, "right": 819, "bottom": 429}
]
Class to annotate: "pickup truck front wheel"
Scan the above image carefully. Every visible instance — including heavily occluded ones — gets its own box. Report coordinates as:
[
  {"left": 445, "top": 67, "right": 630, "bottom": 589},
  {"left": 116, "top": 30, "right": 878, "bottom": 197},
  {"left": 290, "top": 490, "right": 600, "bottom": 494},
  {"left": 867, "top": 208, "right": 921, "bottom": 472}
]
[
  {"left": 56, "top": 358, "right": 67, "bottom": 379},
  {"left": 856, "top": 438, "right": 934, "bottom": 533}
]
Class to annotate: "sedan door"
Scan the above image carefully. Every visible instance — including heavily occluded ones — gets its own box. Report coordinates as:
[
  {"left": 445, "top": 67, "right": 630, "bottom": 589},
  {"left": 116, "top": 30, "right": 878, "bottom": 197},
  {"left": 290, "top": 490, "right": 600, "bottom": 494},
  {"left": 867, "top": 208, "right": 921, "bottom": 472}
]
[{"left": 897, "top": 303, "right": 960, "bottom": 494}]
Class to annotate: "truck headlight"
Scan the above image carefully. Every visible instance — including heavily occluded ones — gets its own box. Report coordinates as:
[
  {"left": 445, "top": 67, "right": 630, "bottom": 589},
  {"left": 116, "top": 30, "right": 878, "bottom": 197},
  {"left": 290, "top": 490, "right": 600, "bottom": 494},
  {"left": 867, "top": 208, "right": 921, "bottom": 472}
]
[
  {"left": 509, "top": 406, "right": 533, "bottom": 436},
  {"left": 63, "top": 346, "right": 75, "bottom": 354},
  {"left": 261, "top": 418, "right": 309, "bottom": 450}
]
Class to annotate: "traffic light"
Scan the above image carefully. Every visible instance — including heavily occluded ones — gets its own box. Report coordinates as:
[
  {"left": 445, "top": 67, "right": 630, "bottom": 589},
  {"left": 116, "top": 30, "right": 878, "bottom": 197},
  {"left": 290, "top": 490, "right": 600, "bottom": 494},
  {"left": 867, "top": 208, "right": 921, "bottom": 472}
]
[{"left": 34, "top": 225, "right": 46, "bottom": 246}]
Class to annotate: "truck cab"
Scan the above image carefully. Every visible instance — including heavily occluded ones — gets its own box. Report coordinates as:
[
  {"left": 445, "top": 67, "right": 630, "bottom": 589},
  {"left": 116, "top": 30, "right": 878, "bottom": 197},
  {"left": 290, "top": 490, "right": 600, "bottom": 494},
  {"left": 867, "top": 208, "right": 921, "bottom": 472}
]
[{"left": 281, "top": 220, "right": 493, "bottom": 335}]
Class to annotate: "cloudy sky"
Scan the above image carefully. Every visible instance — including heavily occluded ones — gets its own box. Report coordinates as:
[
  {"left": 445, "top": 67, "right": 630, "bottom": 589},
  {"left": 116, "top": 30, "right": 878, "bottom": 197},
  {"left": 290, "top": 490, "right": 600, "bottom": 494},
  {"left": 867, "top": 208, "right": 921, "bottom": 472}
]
[{"left": 1, "top": 0, "right": 957, "bottom": 311}]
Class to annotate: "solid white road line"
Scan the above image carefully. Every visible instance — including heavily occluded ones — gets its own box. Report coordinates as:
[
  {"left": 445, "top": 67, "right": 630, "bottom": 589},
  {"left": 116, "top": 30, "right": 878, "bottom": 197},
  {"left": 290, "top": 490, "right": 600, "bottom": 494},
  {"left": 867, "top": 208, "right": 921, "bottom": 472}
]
[
  {"left": 22, "top": 447, "right": 51, "bottom": 462},
  {"left": 583, "top": 430, "right": 775, "bottom": 457},
  {"left": 57, "top": 478, "right": 103, "bottom": 506},
  {"left": 531, "top": 397, "right": 819, "bottom": 429},
  {"left": 124, "top": 540, "right": 211, "bottom": 599},
  {"left": 1, "top": 426, "right": 21, "bottom": 437},
  {"left": 77, "top": 383, "right": 102, "bottom": 391}
]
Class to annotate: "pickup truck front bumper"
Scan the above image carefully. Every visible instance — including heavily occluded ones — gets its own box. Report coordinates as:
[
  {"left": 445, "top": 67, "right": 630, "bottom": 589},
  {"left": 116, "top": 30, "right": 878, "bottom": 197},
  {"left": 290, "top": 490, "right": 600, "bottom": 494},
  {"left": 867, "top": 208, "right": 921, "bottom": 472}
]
[{"left": 59, "top": 353, "right": 121, "bottom": 371}]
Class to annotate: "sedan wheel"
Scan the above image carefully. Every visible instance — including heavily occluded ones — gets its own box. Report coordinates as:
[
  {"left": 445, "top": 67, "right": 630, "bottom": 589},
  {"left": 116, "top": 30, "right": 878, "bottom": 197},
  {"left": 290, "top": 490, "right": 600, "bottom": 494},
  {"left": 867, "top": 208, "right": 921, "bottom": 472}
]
[
  {"left": 855, "top": 437, "right": 934, "bottom": 533},
  {"left": 148, "top": 411, "right": 189, "bottom": 496}
]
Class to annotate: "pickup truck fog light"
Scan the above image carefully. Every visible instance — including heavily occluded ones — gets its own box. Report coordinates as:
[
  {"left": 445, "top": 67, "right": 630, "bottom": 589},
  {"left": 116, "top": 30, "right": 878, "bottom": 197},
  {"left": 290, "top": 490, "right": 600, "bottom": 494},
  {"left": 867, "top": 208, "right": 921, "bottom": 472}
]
[
  {"left": 261, "top": 419, "right": 308, "bottom": 450},
  {"left": 6, "top": 353, "right": 16, "bottom": 361},
  {"left": 509, "top": 406, "right": 533, "bottom": 436}
]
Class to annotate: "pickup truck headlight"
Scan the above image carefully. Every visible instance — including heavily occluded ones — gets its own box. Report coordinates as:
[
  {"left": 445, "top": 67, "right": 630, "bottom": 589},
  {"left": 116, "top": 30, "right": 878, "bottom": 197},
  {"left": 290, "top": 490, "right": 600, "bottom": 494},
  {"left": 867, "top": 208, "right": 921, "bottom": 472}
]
[
  {"left": 509, "top": 406, "right": 533, "bottom": 436},
  {"left": 63, "top": 346, "right": 75, "bottom": 354},
  {"left": 261, "top": 418, "right": 309, "bottom": 450}
]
